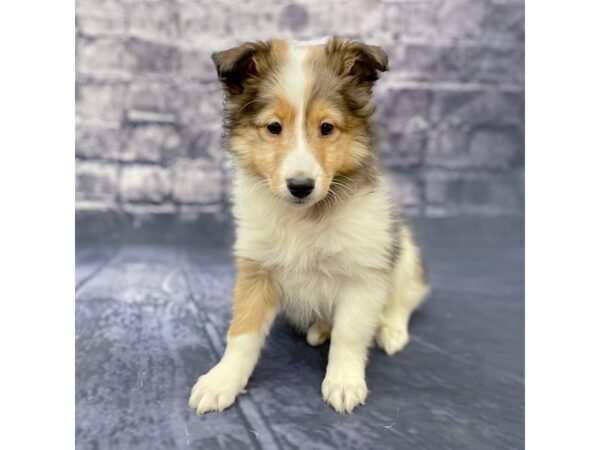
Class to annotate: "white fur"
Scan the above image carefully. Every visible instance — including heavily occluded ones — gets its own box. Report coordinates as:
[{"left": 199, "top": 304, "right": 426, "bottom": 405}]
[
  {"left": 233, "top": 170, "right": 396, "bottom": 412},
  {"left": 189, "top": 320, "right": 274, "bottom": 414},
  {"left": 377, "top": 226, "right": 430, "bottom": 355},
  {"left": 234, "top": 170, "right": 394, "bottom": 327},
  {"left": 320, "top": 275, "right": 390, "bottom": 412},
  {"left": 306, "top": 320, "right": 331, "bottom": 346},
  {"left": 278, "top": 44, "right": 324, "bottom": 196}
]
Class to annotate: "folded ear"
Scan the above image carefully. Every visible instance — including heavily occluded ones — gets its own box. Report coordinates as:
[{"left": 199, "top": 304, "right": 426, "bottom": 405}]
[
  {"left": 211, "top": 41, "right": 272, "bottom": 95},
  {"left": 325, "top": 37, "right": 388, "bottom": 84}
]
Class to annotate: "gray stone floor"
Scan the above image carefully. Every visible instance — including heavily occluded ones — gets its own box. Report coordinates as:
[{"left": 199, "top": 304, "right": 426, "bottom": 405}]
[{"left": 76, "top": 217, "right": 524, "bottom": 450}]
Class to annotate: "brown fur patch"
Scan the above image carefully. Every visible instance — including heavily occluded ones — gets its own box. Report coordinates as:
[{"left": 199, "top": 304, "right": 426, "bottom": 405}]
[
  {"left": 228, "top": 258, "right": 279, "bottom": 337},
  {"left": 230, "top": 95, "right": 300, "bottom": 189},
  {"left": 307, "top": 152, "right": 381, "bottom": 221},
  {"left": 324, "top": 37, "right": 388, "bottom": 83},
  {"left": 303, "top": 41, "right": 385, "bottom": 204},
  {"left": 305, "top": 98, "right": 361, "bottom": 177}
]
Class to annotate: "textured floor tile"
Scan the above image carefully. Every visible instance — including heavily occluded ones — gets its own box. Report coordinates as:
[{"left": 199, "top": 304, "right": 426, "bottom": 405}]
[{"left": 76, "top": 217, "right": 524, "bottom": 450}]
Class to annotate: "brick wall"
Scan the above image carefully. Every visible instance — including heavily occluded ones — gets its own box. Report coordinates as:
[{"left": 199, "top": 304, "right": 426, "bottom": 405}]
[{"left": 76, "top": 0, "right": 524, "bottom": 226}]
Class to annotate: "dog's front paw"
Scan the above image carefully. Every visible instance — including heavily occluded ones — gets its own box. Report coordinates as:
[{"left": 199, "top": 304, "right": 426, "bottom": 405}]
[
  {"left": 321, "top": 375, "right": 368, "bottom": 413},
  {"left": 188, "top": 364, "right": 245, "bottom": 414},
  {"left": 376, "top": 325, "right": 410, "bottom": 355}
]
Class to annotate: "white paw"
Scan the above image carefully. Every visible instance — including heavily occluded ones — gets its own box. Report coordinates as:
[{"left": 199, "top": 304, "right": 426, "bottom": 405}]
[
  {"left": 306, "top": 321, "right": 331, "bottom": 347},
  {"left": 376, "top": 325, "right": 410, "bottom": 355},
  {"left": 188, "top": 363, "right": 245, "bottom": 414},
  {"left": 322, "top": 375, "right": 368, "bottom": 413}
]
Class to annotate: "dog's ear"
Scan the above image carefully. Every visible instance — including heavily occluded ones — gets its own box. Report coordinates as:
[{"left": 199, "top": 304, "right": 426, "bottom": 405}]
[
  {"left": 211, "top": 41, "right": 272, "bottom": 95},
  {"left": 325, "top": 37, "right": 388, "bottom": 84}
]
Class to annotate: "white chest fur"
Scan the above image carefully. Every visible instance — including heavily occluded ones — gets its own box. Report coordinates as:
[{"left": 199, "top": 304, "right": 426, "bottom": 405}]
[{"left": 232, "top": 171, "right": 394, "bottom": 327}]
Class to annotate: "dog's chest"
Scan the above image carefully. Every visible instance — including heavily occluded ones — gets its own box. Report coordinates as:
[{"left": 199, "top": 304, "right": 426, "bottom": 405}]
[
  {"left": 233, "top": 178, "right": 393, "bottom": 324},
  {"left": 239, "top": 206, "right": 385, "bottom": 306},
  {"left": 262, "top": 219, "right": 356, "bottom": 294},
  {"left": 267, "top": 224, "right": 356, "bottom": 324}
]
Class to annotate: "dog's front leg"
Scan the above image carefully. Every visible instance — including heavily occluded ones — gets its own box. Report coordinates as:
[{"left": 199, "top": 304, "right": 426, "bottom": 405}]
[
  {"left": 322, "top": 275, "right": 388, "bottom": 413},
  {"left": 189, "top": 258, "right": 278, "bottom": 414}
]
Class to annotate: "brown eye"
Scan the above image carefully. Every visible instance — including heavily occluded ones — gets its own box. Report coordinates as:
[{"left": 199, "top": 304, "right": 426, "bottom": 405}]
[
  {"left": 320, "top": 122, "right": 334, "bottom": 136},
  {"left": 267, "top": 122, "right": 282, "bottom": 135}
]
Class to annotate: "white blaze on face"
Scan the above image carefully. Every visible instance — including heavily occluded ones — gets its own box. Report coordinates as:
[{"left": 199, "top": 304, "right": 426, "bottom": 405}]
[{"left": 279, "top": 44, "right": 323, "bottom": 192}]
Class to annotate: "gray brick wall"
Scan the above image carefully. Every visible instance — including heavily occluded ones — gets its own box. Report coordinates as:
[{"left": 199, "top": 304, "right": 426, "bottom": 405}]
[{"left": 76, "top": 0, "right": 524, "bottom": 225}]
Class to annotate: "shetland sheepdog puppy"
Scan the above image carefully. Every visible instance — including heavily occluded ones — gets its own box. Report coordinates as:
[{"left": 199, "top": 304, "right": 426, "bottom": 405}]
[{"left": 189, "top": 37, "right": 429, "bottom": 414}]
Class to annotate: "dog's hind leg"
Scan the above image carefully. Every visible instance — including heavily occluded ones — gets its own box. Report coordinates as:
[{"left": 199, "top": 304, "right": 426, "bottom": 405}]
[
  {"left": 376, "top": 226, "right": 429, "bottom": 356},
  {"left": 306, "top": 319, "right": 332, "bottom": 346}
]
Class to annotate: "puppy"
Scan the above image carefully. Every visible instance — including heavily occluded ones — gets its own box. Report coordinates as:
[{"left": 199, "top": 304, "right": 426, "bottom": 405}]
[{"left": 189, "top": 37, "right": 429, "bottom": 414}]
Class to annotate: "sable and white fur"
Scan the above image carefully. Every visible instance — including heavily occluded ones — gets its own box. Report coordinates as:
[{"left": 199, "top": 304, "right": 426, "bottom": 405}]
[{"left": 189, "top": 38, "right": 429, "bottom": 414}]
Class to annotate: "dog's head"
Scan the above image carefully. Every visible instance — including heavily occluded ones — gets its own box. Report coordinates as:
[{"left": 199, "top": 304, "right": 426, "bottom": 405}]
[{"left": 212, "top": 37, "right": 388, "bottom": 208}]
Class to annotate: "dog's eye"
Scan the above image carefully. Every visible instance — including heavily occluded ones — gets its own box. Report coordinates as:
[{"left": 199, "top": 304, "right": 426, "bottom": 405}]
[
  {"left": 320, "top": 123, "right": 334, "bottom": 136},
  {"left": 267, "top": 122, "right": 282, "bottom": 135}
]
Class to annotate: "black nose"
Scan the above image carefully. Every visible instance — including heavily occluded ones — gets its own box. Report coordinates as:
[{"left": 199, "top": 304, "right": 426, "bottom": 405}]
[{"left": 286, "top": 177, "right": 315, "bottom": 199}]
